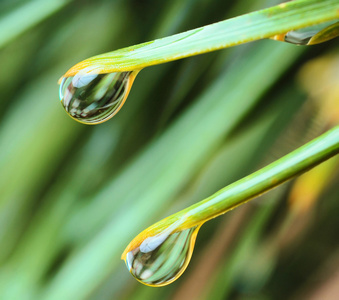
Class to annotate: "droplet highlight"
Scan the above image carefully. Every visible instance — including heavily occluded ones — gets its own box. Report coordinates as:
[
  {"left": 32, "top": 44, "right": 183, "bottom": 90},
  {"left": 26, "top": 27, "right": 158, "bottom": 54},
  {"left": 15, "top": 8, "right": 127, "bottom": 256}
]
[
  {"left": 272, "top": 20, "right": 339, "bottom": 46},
  {"left": 59, "top": 68, "right": 137, "bottom": 124},
  {"left": 124, "top": 223, "right": 201, "bottom": 287}
]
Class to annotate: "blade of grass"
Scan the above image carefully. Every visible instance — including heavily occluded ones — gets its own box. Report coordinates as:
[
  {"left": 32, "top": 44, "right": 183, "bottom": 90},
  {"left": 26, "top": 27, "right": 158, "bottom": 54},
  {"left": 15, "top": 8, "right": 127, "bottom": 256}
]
[{"left": 62, "top": 0, "right": 339, "bottom": 76}]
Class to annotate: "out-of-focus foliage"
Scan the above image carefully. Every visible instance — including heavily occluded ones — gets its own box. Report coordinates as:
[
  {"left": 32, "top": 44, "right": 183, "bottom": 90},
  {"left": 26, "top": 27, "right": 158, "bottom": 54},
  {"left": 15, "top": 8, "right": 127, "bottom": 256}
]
[{"left": 0, "top": 1, "right": 338, "bottom": 300}]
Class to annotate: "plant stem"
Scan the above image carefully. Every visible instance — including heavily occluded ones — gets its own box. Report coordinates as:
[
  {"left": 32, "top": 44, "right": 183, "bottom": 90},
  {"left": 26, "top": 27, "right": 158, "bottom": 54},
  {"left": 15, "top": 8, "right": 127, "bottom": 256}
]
[
  {"left": 64, "top": 0, "right": 339, "bottom": 77},
  {"left": 122, "top": 125, "right": 339, "bottom": 256}
]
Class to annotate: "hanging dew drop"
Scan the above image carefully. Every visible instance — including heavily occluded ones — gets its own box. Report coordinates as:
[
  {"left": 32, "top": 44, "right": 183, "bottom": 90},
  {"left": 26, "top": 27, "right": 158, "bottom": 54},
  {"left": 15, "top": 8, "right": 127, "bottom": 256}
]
[
  {"left": 122, "top": 221, "right": 202, "bottom": 287},
  {"left": 59, "top": 68, "right": 138, "bottom": 124},
  {"left": 284, "top": 30, "right": 318, "bottom": 45}
]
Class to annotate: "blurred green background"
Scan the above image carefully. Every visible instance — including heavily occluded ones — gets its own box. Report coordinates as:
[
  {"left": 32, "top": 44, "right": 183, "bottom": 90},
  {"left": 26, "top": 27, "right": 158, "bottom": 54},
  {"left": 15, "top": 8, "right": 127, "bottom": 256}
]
[{"left": 0, "top": 0, "right": 338, "bottom": 299}]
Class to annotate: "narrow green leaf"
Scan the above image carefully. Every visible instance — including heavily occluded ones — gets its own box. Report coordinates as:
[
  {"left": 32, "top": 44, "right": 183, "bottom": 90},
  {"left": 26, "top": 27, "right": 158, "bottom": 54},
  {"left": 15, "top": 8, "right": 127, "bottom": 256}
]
[{"left": 62, "top": 0, "right": 339, "bottom": 76}]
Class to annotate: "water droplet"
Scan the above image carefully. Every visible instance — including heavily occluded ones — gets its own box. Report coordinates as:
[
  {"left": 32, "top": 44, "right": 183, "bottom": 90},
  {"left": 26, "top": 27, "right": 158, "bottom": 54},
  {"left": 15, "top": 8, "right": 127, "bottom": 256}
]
[
  {"left": 272, "top": 20, "right": 339, "bottom": 46},
  {"left": 59, "top": 67, "right": 138, "bottom": 124},
  {"left": 123, "top": 221, "right": 201, "bottom": 287}
]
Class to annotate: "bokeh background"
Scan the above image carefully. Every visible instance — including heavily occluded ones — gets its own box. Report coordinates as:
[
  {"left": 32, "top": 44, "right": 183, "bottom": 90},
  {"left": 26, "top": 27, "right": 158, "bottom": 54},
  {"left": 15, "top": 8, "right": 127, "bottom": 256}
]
[{"left": 0, "top": 0, "right": 339, "bottom": 299}]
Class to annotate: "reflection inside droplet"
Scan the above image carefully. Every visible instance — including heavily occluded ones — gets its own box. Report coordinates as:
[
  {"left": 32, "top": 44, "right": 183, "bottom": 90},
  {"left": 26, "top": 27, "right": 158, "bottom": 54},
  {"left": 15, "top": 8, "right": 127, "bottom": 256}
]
[
  {"left": 284, "top": 29, "right": 318, "bottom": 45},
  {"left": 272, "top": 20, "right": 339, "bottom": 46},
  {"left": 124, "top": 221, "right": 201, "bottom": 287},
  {"left": 59, "top": 69, "right": 137, "bottom": 124}
]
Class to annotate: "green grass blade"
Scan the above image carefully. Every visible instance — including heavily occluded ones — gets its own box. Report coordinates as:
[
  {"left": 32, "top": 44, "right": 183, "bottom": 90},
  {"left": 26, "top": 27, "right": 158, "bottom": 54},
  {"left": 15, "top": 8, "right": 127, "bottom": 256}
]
[
  {"left": 124, "top": 125, "right": 339, "bottom": 250},
  {"left": 63, "top": 0, "right": 339, "bottom": 76}
]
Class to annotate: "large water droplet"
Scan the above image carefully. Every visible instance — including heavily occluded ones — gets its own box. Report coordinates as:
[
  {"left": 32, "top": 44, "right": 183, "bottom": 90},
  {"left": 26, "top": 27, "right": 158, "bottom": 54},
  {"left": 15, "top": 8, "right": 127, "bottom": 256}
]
[
  {"left": 124, "top": 222, "right": 201, "bottom": 287},
  {"left": 272, "top": 20, "right": 339, "bottom": 46},
  {"left": 59, "top": 68, "right": 137, "bottom": 124}
]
